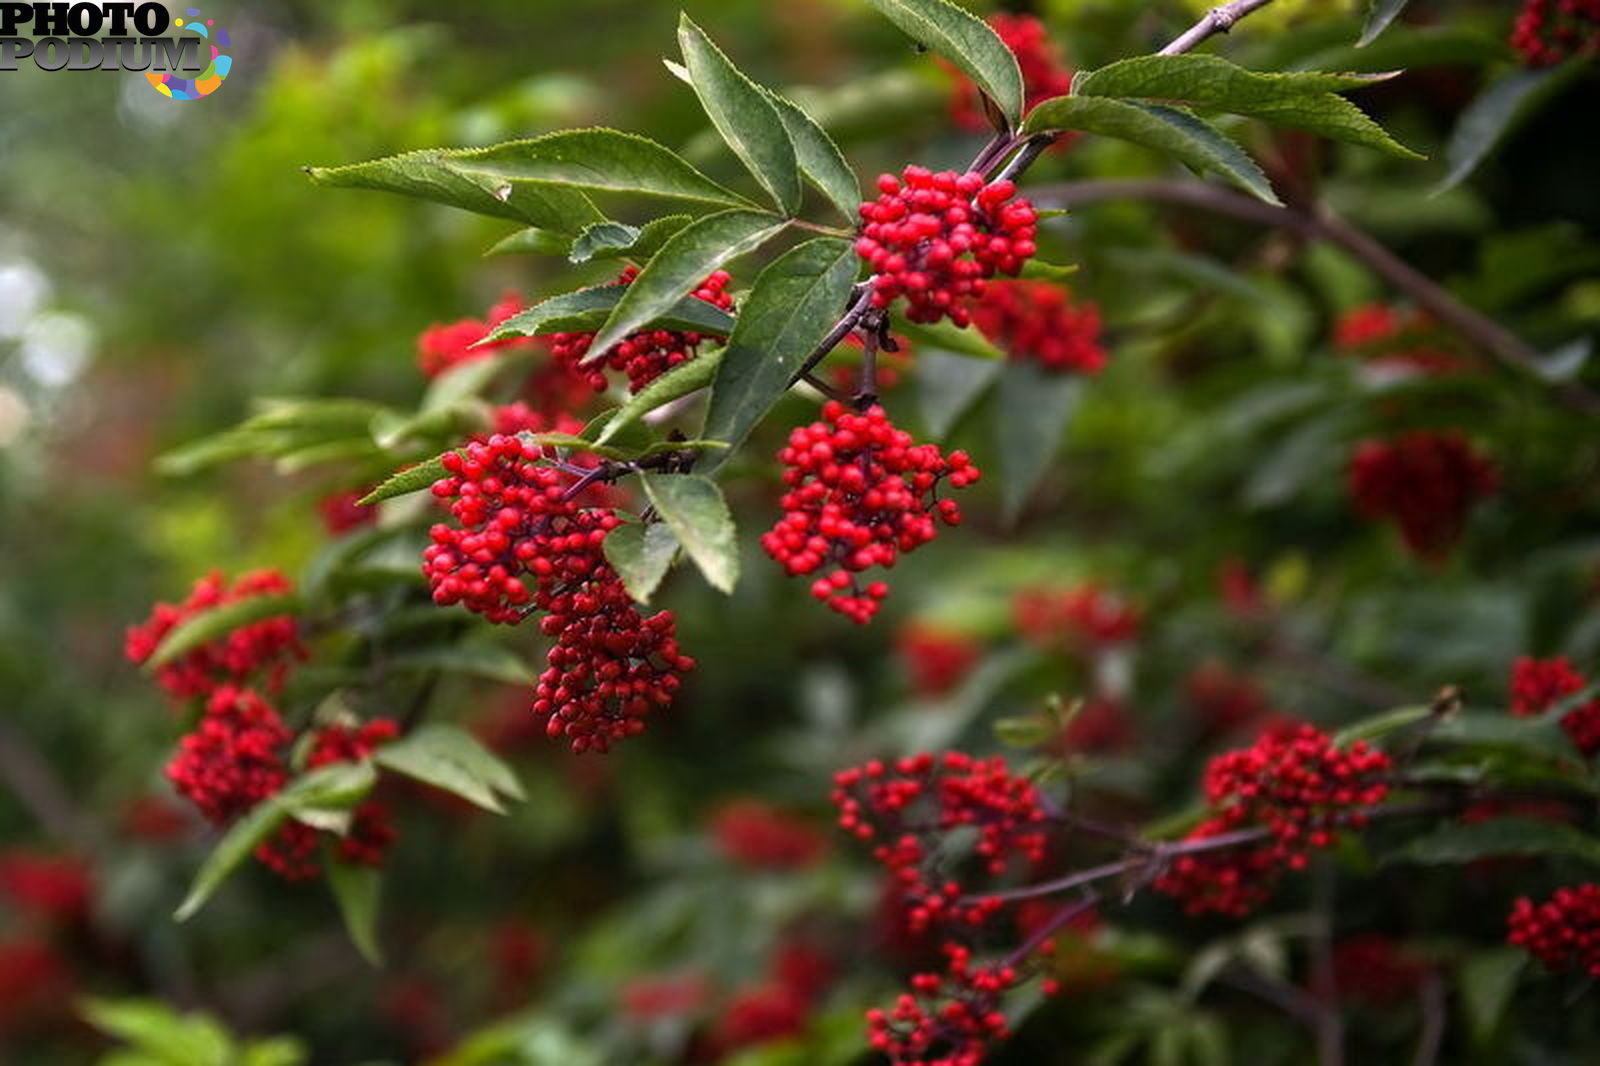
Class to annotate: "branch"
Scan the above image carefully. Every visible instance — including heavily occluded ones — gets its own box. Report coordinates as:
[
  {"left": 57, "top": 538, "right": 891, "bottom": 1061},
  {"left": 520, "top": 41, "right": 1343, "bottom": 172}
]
[
  {"left": 1027, "top": 179, "right": 1600, "bottom": 413},
  {"left": 1161, "top": 0, "right": 1282, "bottom": 56}
]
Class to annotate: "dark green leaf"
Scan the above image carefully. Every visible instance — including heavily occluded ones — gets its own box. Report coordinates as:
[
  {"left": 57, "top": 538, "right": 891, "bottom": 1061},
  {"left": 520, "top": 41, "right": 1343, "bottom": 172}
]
[
  {"left": 895, "top": 317, "right": 1006, "bottom": 360},
  {"left": 485, "top": 227, "right": 570, "bottom": 257},
  {"left": 865, "top": 0, "right": 1025, "bottom": 128},
  {"left": 603, "top": 522, "right": 681, "bottom": 603},
  {"left": 1359, "top": 0, "right": 1412, "bottom": 46},
  {"left": 486, "top": 280, "right": 736, "bottom": 345},
  {"left": 595, "top": 347, "right": 724, "bottom": 446},
  {"left": 1023, "top": 97, "right": 1280, "bottom": 204},
  {"left": 384, "top": 643, "right": 539, "bottom": 686},
  {"left": 678, "top": 14, "right": 801, "bottom": 214},
  {"left": 326, "top": 854, "right": 383, "bottom": 966},
  {"left": 569, "top": 215, "right": 694, "bottom": 265},
  {"left": 639, "top": 473, "right": 739, "bottom": 594},
  {"left": 1384, "top": 817, "right": 1600, "bottom": 866},
  {"left": 358, "top": 454, "right": 451, "bottom": 506},
  {"left": 586, "top": 209, "right": 786, "bottom": 359},
  {"left": 1428, "top": 711, "right": 1578, "bottom": 762},
  {"left": 1331, "top": 705, "right": 1432, "bottom": 747},
  {"left": 764, "top": 89, "right": 861, "bottom": 222},
  {"left": 995, "top": 362, "right": 1082, "bottom": 521},
  {"left": 1075, "top": 53, "right": 1392, "bottom": 100},
  {"left": 569, "top": 221, "right": 640, "bottom": 263},
  {"left": 1436, "top": 61, "right": 1585, "bottom": 192},
  {"left": 147, "top": 594, "right": 300, "bottom": 669},
  {"left": 916, "top": 348, "right": 1000, "bottom": 438},
  {"left": 1460, "top": 949, "right": 1524, "bottom": 1044},
  {"left": 374, "top": 724, "right": 524, "bottom": 813},
  {"left": 702, "top": 238, "right": 858, "bottom": 460}
]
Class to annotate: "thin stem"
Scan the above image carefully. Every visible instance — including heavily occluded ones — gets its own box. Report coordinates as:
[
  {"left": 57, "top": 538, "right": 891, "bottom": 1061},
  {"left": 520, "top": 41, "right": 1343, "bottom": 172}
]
[
  {"left": 800, "top": 370, "right": 851, "bottom": 403},
  {"left": 1160, "top": 0, "right": 1282, "bottom": 55},
  {"left": 1310, "top": 861, "right": 1345, "bottom": 1066},
  {"left": 791, "top": 283, "right": 873, "bottom": 386},
  {"left": 994, "top": 134, "right": 1056, "bottom": 185},
  {"left": 969, "top": 130, "right": 1023, "bottom": 176},
  {"left": 1001, "top": 893, "right": 1099, "bottom": 971},
  {"left": 1411, "top": 971, "right": 1446, "bottom": 1066}
]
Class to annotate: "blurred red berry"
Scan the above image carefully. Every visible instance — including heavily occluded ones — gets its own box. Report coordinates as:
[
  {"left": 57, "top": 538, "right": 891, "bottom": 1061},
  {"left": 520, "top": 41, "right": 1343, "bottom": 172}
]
[
  {"left": 712, "top": 800, "right": 827, "bottom": 870},
  {"left": 971, "top": 281, "right": 1106, "bottom": 375},
  {"left": 896, "top": 623, "right": 980, "bottom": 697},
  {"left": 127, "top": 570, "right": 306, "bottom": 700},
  {"left": 1348, "top": 431, "right": 1498, "bottom": 561},
  {"left": 1509, "top": 883, "right": 1600, "bottom": 976}
]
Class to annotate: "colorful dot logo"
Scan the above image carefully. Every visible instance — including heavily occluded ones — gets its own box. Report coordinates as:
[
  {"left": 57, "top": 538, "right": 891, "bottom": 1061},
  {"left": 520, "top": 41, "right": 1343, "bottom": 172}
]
[{"left": 145, "top": 8, "right": 231, "bottom": 100}]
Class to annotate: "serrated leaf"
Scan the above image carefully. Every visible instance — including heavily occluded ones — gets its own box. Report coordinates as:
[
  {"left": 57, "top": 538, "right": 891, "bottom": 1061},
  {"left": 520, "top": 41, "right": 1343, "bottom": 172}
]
[
  {"left": 306, "top": 147, "right": 604, "bottom": 232},
  {"left": 865, "top": 0, "right": 1025, "bottom": 128},
  {"left": 374, "top": 724, "right": 524, "bottom": 813},
  {"left": 485, "top": 227, "right": 570, "bottom": 257},
  {"left": 1023, "top": 97, "right": 1280, "bottom": 204},
  {"left": 917, "top": 348, "right": 1000, "bottom": 438},
  {"left": 385, "top": 643, "right": 538, "bottom": 686},
  {"left": 995, "top": 362, "right": 1082, "bottom": 521},
  {"left": 359, "top": 455, "right": 451, "bottom": 506},
  {"left": 569, "top": 221, "right": 641, "bottom": 263},
  {"left": 1435, "top": 61, "right": 1584, "bottom": 192},
  {"left": 569, "top": 215, "right": 694, "bottom": 265},
  {"left": 702, "top": 238, "right": 858, "bottom": 461},
  {"left": 486, "top": 280, "right": 737, "bottom": 345},
  {"left": 678, "top": 15, "right": 801, "bottom": 214},
  {"left": 603, "top": 522, "right": 681, "bottom": 603},
  {"left": 327, "top": 854, "right": 383, "bottom": 966},
  {"left": 1075, "top": 53, "right": 1392, "bottom": 102},
  {"left": 895, "top": 317, "right": 1006, "bottom": 360},
  {"left": 1384, "top": 817, "right": 1600, "bottom": 866},
  {"left": 586, "top": 209, "right": 786, "bottom": 359},
  {"left": 147, "top": 594, "right": 300, "bottom": 669},
  {"left": 639, "top": 473, "right": 739, "bottom": 594},
  {"left": 595, "top": 347, "right": 725, "bottom": 446},
  {"left": 764, "top": 89, "right": 861, "bottom": 222},
  {"left": 1360, "top": 0, "right": 1412, "bottom": 46}
]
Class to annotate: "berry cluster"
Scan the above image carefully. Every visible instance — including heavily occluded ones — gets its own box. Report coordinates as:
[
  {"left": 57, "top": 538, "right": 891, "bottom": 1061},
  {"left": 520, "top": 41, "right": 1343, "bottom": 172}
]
[
  {"left": 318, "top": 489, "right": 376, "bottom": 535},
  {"left": 713, "top": 942, "right": 837, "bottom": 1058},
  {"left": 711, "top": 800, "right": 828, "bottom": 870},
  {"left": 0, "top": 853, "right": 91, "bottom": 925},
  {"left": 165, "top": 685, "right": 293, "bottom": 824},
  {"left": 762, "top": 403, "right": 979, "bottom": 623},
  {"left": 416, "top": 294, "right": 535, "bottom": 378},
  {"left": 948, "top": 15, "right": 1073, "bottom": 135},
  {"left": 424, "top": 434, "right": 694, "bottom": 751},
  {"left": 971, "top": 281, "right": 1106, "bottom": 375},
  {"left": 125, "top": 570, "right": 306, "bottom": 700},
  {"left": 1185, "top": 661, "right": 1274, "bottom": 739},
  {"left": 856, "top": 168, "right": 1037, "bottom": 326},
  {"left": 866, "top": 943, "right": 1018, "bottom": 1066},
  {"left": 487, "top": 401, "right": 585, "bottom": 440},
  {"left": 1331, "top": 935, "right": 1428, "bottom": 1005},
  {"left": 1156, "top": 724, "right": 1392, "bottom": 916},
  {"left": 1332, "top": 303, "right": 1463, "bottom": 374},
  {"left": 1512, "top": 0, "right": 1600, "bottom": 66},
  {"left": 1509, "top": 655, "right": 1600, "bottom": 756},
  {"left": 1508, "top": 883, "right": 1600, "bottom": 976},
  {"left": 546, "top": 267, "right": 734, "bottom": 393},
  {"left": 1014, "top": 583, "right": 1142, "bottom": 649},
  {"left": 896, "top": 622, "right": 981, "bottom": 697},
  {"left": 1348, "top": 430, "right": 1498, "bottom": 561}
]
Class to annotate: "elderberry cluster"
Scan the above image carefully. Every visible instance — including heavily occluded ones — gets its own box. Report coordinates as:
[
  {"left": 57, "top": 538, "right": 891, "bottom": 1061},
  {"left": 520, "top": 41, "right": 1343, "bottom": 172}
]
[
  {"left": 856, "top": 168, "right": 1037, "bottom": 326},
  {"left": 1510, "top": 655, "right": 1600, "bottom": 756},
  {"left": 1155, "top": 723, "right": 1392, "bottom": 916},
  {"left": 971, "top": 280, "right": 1107, "bottom": 375},
  {"left": 762, "top": 403, "right": 978, "bottom": 624},
  {"left": 1348, "top": 430, "right": 1498, "bottom": 562},
  {"left": 1508, "top": 883, "right": 1600, "bottom": 976},
  {"left": 1332, "top": 303, "right": 1463, "bottom": 375},
  {"left": 423, "top": 434, "right": 694, "bottom": 752},
  {"left": 125, "top": 570, "right": 306, "bottom": 699},
  {"left": 546, "top": 266, "right": 734, "bottom": 393},
  {"left": 257, "top": 719, "right": 402, "bottom": 881},
  {"left": 1512, "top": 0, "right": 1600, "bottom": 66}
]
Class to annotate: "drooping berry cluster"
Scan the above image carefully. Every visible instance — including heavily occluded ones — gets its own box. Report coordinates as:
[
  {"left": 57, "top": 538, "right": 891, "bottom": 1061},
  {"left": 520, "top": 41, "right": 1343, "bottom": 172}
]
[
  {"left": 713, "top": 941, "right": 838, "bottom": 1057},
  {"left": 545, "top": 266, "right": 734, "bottom": 393},
  {"left": 834, "top": 753, "right": 1053, "bottom": 1066},
  {"left": 1331, "top": 935, "right": 1428, "bottom": 1005},
  {"left": 1014, "top": 583, "right": 1142, "bottom": 649},
  {"left": 1332, "top": 303, "right": 1464, "bottom": 374},
  {"left": 0, "top": 853, "right": 91, "bottom": 924},
  {"left": 423, "top": 434, "right": 694, "bottom": 751},
  {"left": 856, "top": 168, "right": 1037, "bottom": 326},
  {"left": 971, "top": 280, "right": 1106, "bottom": 375},
  {"left": 1508, "top": 883, "right": 1600, "bottom": 976},
  {"left": 948, "top": 15, "right": 1073, "bottom": 133},
  {"left": 1509, "top": 655, "right": 1600, "bottom": 756},
  {"left": 125, "top": 570, "right": 306, "bottom": 699},
  {"left": 762, "top": 403, "right": 979, "bottom": 623},
  {"left": 165, "top": 685, "right": 293, "bottom": 825},
  {"left": 711, "top": 800, "right": 828, "bottom": 870},
  {"left": 1186, "top": 661, "right": 1274, "bottom": 739},
  {"left": 1511, "top": 0, "right": 1600, "bottom": 66},
  {"left": 1348, "top": 430, "right": 1498, "bottom": 561},
  {"left": 1156, "top": 723, "right": 1392, "bottom": 916},
  {"left": 896, "top": 622, "right": 981, "bottom": 697},
  {"left": 416, "top": 294, "right": 536, "bottom": 378}
]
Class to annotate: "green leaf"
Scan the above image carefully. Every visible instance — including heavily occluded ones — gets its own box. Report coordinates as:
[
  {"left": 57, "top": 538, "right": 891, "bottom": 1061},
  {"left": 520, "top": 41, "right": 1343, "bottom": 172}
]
[
  {"left": 1384, "top": 817, "right": 1600, "bottom": 867},
  {"left": 1331, "top": 705, "right": 1432, "bottom": 747},
  {"left": 1428, "top": 711, "right": 1578, "bottom": 762},
  {"left": 487, "top": 280, "right": 737, "bottom": 345},
  {"left": 995, "top": 362, "right": 1082, "bottom": 521},
  {"left": 581, "top": 408, "right": 657, "bottom": 455},
  {"left": 385, "top": 643, "right": 539, "bottom": 686},
  {"left": 678, "top": 14, "right": 801, "bottom": 214},
  {"left": 569, "top": 214, "right": 693, "bottom": 265},
  {"left": 865, "top": 0, "right": 1025, "bottom": 128},
  {"left": 569, "top": 221, "right": 640, "bottom": 263},
  {"left": 1025, "top": 97, "right": 1280, "bottom": 204},
  {"left": 639, "top": 473, "right": 740, "bottom": 594},
  {"left": 374, "top": 724, "right": 524, "bottom": 814},
  {"left": 595, "top": 347, "right": 725, "bottom": 446},
  {"left": 764, "top": 89, "right": 861, "bottom": 222},
  {"left": 82, "top": 999, "right": 234, "bottom": 1065},
  {"left": 1017, "top": 258, "right": 1078, "bottom": 282},
  {"left": 702, "top": 238, "right": 858, "bottom": 459},
  {"left": 358, "top": 454, "right": 451, "bottom": 506},
  {"left": 485, "top": 226, "right": 570, "bottom": 257},
  {"left": 1293, "top": 28, "right": 1505, "bottom": 75},
  {"left": 175, "top": 763, "right": 376, "bottom": 921},
  {"left": 306, "top": 147, "right": 604, "bottom": 232},
  {"left": 586, "top": 209, "right": 787, "bottom": 359},
  {"left": 1435, "top": 61, "right": 1585, "bottom": 192},
  {"left": 603, "top": 521, "right": 681, "bottom": 603},
  {"left": 1359, "top": 0, "right": 1412, "bottom": 46},
  {"left": 1459, "top": 948, "right": 1524, "bottom": 1044},
  {"left": 993, "top": 714, "right": 1055, "bottom": 748},
  {"left": 916, "top": 348, "right": 1001, "bottom": 438},
  {"left": 895, "top": 317, "right": 1006, "bottom": 360},
  {"left": 326, "top": 855, "right": 383, "bottom": 966},
  {"left": 147, "top": 594, "right": 300, "bottom": 669}
]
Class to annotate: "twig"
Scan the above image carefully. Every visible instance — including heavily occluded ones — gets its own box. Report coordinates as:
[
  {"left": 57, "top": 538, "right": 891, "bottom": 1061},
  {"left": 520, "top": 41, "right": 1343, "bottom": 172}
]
[
  {"left": 0, "top": 719, "right": 98, "bottom": 851},
  {"left": 1412, "top": 970, "right": 1446, "bottom": 1066},
  {"left": 1160, "top": 0, "right": 1282, "bottom": 56},
  {"left": 1309, "top": 861, "right": 1345, "bottom": 1066},
  {"left": 1026, "top": 179, "right": 1600, "bottom": 412},
  {"left": 800, "top": 370, "right": 851, "bottom": 403},
  {"left": 791, "top": 283, "right": 873, "bottom": 386},
  {"left": 1000, "top": 893, "right": 1099, "bottom": 971}
]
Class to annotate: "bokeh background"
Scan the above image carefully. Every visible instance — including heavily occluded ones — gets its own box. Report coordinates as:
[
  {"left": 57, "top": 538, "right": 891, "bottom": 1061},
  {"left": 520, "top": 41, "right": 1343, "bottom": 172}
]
[{"left": 3, "top": 0, "right": 1600, "bottom": 1063}]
